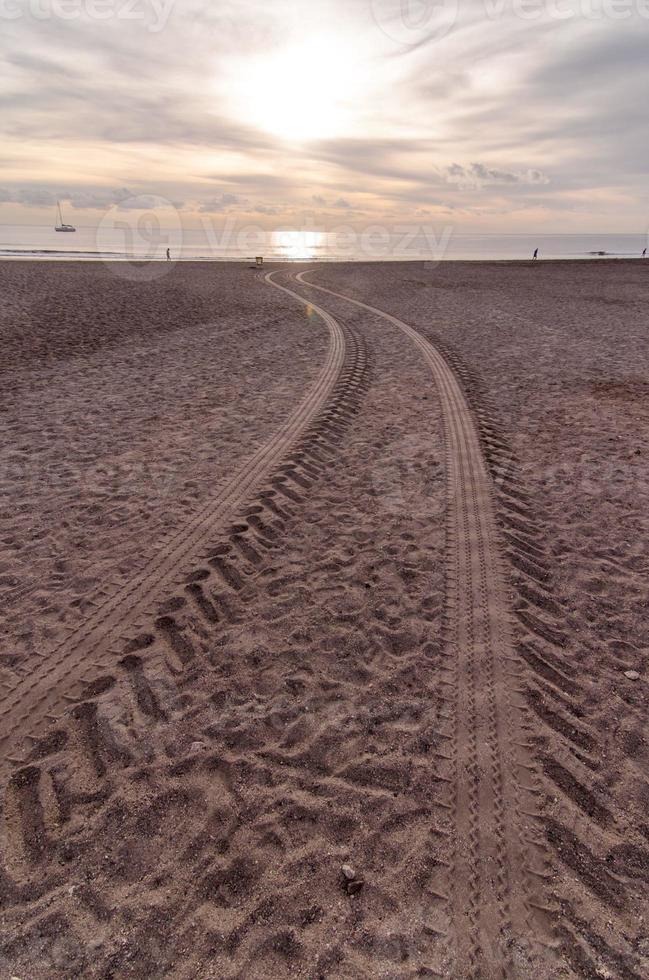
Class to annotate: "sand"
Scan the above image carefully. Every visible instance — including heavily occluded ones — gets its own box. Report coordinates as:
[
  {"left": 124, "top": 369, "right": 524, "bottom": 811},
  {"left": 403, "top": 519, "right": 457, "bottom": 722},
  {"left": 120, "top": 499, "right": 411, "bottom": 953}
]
[
  {"left": 1, "top": 263, "right": 327, "bottom": 682},
  {"left": 0, "top": 258, "right": 648, "bottom": 978}
]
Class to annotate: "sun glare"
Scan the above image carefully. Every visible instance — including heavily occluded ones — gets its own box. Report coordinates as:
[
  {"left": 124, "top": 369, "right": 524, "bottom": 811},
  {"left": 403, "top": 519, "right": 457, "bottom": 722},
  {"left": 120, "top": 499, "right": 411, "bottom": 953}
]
[
  {"left": 272, "top": 229, "right": 326, "bottom": 259},
  {"left": 228, "top": 38, "right": 361, "bottom": 142}
]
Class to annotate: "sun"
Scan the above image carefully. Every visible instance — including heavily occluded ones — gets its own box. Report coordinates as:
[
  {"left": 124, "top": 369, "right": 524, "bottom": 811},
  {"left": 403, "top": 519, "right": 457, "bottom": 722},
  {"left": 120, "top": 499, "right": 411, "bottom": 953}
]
[{"left": 227, "top": 38, "right": 362, "bottom": 143}]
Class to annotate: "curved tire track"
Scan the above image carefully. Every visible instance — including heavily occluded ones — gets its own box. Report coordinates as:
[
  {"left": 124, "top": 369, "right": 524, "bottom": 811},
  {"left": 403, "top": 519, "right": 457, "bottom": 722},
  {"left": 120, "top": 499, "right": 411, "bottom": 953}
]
[
  {"left": 0, "top": 271, "right": 347, "bottom": 767},
  {"left": 293, "top": 270, "right": 556, "bottom": 978}
]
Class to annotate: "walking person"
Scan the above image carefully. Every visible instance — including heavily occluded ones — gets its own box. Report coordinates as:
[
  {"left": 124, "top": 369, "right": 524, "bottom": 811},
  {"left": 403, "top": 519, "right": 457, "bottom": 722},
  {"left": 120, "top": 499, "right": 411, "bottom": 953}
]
[
  {"left": 166, "top": 247, "right": 171, "bottom": 261},
  {"left": 643, "top": 248, "right": 647, "bottom": 258},
  {"left": 533, "top": 247, "right": 539, "bottom": 260}
]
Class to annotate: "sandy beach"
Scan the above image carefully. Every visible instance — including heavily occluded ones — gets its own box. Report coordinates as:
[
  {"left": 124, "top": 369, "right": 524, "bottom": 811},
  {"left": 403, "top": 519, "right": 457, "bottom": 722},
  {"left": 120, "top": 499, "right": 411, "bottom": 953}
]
[{"left": 1, "top": 258, "right": 648, "bottom": 978}]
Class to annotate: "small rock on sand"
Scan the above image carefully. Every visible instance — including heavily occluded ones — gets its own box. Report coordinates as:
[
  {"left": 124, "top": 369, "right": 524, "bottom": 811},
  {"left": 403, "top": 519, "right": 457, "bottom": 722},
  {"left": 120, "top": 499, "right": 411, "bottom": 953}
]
[
  {"left": 624, "top": 671, "right": 640, "bottom": 680},
  {"left": 341, "top": 863, "right": 365, "bottom": 895}
]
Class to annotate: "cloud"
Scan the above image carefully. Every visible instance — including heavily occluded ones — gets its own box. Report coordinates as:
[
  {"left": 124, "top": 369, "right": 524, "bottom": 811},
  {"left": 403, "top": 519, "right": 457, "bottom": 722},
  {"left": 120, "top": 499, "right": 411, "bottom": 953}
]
[
  {"left": 446, "top": 163, "right": 550, "bottom": 188},
  {"left": 198, "top": 193, "right": 242, "bottom": 213},
  {"left": 1, "top": 5, "right": 647, "bottom": 229},
  {"left": 310, "top": 194, "right": 353, "bottom": 209},
  {"left": 0, "top": 186, "right": 59, "bottom": 207},
  {"left": 0, "top": 184, "right": 133, "bottom": 208},
  {"left": 0, "top": 184, "right": 185, "bottom": 212},
  {"left": 72, "top": 188, "right": 134, "bottom": 209},
  {"left": 115, "top": 194, "right": 185, "bottom": 210}
]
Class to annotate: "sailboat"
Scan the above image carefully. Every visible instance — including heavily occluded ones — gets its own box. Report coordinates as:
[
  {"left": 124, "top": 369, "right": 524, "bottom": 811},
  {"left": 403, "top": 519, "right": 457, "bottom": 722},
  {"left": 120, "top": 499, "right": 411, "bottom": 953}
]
[{"left": 55, "top": 201, "right": 76, "bottom": 232}]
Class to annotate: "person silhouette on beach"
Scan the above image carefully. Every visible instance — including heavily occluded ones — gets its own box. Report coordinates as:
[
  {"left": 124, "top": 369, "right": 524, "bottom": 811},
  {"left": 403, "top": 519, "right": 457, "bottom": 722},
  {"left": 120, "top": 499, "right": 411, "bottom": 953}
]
[
  {"left": 166, "top": 247, "right": 171, "bottom": 261},
  {"left": 643, "top": 248, "right": 647, "bottom": 258},
  {"left": 533, "top": 248, "right": 539, "bottom": 260}
]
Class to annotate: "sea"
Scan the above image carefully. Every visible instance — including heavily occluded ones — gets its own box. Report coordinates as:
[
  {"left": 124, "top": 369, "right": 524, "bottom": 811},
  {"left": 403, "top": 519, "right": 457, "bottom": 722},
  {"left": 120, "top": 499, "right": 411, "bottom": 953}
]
[{"left": 1, "top": 224, "right": 647, "bottom": 263}]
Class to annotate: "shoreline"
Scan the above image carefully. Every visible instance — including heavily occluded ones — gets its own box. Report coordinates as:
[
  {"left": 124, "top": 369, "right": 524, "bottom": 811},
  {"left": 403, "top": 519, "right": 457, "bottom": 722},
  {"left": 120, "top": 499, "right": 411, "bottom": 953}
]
[{"left": 0, "top": 254, "right": 647, "bottom": 264}]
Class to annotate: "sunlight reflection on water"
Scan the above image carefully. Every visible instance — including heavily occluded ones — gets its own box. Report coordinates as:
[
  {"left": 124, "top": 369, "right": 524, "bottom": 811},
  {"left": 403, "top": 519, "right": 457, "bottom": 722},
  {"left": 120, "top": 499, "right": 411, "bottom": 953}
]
[{"left": 271, "top": 230, "right": 327, "bottom": 260}]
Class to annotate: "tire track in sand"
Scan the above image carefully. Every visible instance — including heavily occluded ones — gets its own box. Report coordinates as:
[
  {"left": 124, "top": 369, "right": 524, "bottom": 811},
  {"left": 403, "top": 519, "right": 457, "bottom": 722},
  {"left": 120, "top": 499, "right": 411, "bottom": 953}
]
[
  {"left": 0, "top": 271, "right": 346, "bottom": 767},
  {"left": 292, "top": 270, "right": 557, "bottom": 978}
]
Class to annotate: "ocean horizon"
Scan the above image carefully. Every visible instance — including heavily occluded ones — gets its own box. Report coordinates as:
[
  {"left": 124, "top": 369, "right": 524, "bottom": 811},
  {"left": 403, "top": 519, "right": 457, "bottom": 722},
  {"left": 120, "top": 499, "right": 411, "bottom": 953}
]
[{"left": 1, "top": 225, "right": 647, "bottom": 262}]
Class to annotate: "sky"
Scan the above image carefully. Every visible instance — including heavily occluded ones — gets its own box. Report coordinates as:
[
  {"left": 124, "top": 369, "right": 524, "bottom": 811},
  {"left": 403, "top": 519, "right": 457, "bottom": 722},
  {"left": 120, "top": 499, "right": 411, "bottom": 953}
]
[{"left": 1, "top": 0, "right": 648, "bottom": 233}]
